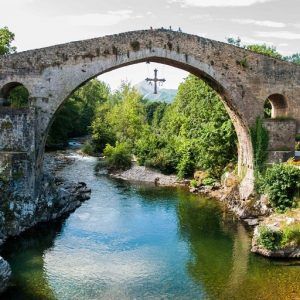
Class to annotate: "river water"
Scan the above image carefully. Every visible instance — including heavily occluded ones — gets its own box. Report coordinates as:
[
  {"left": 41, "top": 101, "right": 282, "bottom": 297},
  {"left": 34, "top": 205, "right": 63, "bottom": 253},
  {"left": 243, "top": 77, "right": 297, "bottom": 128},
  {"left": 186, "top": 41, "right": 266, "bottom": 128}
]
[{"left": 2, "top": 152, "right": 300, "bottom": 300}]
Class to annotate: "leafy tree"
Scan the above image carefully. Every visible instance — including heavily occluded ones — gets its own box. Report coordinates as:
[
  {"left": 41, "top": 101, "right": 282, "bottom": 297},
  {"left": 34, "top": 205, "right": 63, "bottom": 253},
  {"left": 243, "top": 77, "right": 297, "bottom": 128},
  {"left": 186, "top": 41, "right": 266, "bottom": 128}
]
[
  {"left": 135, "top": 75, "right": 237, "bottom": 178},
  {"left": 103, "top": 142, "right": 132, "bottom": 170},
  {"left": 0, "top": 26, "right": 16, "bottom": 55},
  {"left": 263, "top": 164, "right": 300, "bottom": 212},
  {"left": 91, "top": 83, "right": 149, "bottom": 154},
  {"left": 47, "top": 79, "right": 110, "bottom": 148}
]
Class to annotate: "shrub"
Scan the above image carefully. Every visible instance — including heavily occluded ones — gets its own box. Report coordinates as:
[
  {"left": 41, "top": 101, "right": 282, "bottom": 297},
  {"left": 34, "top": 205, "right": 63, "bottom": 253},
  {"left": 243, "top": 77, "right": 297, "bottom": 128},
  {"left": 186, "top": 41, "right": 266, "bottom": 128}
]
[
  {"left": 190, "top": 179, "right": 198, "bottom": 188},
  {"left": 82, "top": 141, "right": 95, "bottom": 156},
  {"left": 282, "top": 224, "right": 300, "bottom": 247},
  {"left": 202, "top": 177, "right": 216, "bottom": 186},
  {"left": 103, "top": 142, "right": 132, "bottom": 170},
  {"left": 264, "top": 164, "right": 300, "bottom": 212},
  {"left": 258, "top": 226, "right": 283, "bottom": 251}
]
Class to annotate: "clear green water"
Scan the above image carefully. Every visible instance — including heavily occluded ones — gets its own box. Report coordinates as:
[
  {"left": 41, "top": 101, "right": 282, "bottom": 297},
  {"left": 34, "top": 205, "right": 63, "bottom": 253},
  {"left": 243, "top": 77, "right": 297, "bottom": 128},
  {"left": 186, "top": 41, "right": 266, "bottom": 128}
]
[{"left": 1, "top": 153, "right": 300, "bottom": 300}]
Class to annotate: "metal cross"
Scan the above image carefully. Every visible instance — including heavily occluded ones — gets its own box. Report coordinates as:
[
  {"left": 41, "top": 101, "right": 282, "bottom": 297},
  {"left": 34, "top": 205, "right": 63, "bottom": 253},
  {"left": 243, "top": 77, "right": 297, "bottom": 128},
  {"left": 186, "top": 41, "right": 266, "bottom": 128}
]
[{"left": 145, "top": 69, "right": 166, "bottom": 94}]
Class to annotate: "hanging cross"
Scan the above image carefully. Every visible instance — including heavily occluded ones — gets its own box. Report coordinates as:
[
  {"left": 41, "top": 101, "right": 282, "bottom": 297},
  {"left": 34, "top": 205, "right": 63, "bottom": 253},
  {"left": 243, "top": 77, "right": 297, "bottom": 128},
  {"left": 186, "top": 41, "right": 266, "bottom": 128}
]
[{"left": 145, "top": 69, "right": 166, "bottom": 94}]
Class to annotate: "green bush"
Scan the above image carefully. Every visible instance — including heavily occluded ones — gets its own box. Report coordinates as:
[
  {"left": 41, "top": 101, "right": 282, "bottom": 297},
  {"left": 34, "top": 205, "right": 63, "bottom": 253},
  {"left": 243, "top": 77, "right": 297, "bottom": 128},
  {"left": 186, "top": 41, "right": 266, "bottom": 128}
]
[
  {"left": 190, "top": 179, "right": 198, "bottom": 188},
  {"left": 282, "top": 224, "right": 300, "bottom": 247},
  {"left": 258, "top": 226, "right": 283, "bottom": 251},
  {"left": 264, "top": 164, "right": 300, "bottom": 212},
  {"left": 82, "top": 141, "right": 95, "bottom": 156},
  {"left": 202, "top": 177, "right": 216, "bottom": 186},
  {"left": 103, "top": 142, "right": 132, "bottom": 171}
]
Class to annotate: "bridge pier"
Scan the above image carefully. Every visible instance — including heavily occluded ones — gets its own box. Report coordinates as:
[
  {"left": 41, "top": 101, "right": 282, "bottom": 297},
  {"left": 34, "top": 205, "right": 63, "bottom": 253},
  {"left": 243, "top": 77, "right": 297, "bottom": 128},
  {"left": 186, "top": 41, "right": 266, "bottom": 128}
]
[{"left": 264, "top": 119, "right": 296, "bottom": 164}]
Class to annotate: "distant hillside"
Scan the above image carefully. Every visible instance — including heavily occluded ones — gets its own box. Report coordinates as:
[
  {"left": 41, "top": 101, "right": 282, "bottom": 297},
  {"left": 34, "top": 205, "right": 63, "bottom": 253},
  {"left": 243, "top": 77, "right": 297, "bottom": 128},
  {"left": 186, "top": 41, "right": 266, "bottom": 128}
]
[{"left": 135, "top": 81, "right": 177, "bottom": 103}]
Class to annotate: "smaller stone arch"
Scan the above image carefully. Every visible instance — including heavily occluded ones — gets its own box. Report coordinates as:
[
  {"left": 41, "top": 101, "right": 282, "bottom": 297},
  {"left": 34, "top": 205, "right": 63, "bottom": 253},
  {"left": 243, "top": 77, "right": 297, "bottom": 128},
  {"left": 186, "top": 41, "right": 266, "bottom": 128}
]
[
  {"left": 0, "top": 82, "right": 30, "bottom": 108},
  {"left": 264, "top": 93, "right": 288, "bottom": 119}
]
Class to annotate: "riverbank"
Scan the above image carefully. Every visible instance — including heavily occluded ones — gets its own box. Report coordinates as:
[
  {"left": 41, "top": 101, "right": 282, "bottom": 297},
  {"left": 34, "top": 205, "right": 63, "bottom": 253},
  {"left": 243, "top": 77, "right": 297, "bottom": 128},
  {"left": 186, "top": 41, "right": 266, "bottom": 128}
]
[
  {"left": 110, "top": 164, "right": 271, "bottom": 223},
  {"left": 108, "top": 160, "right": 300, "bottom": 258},
  {"left": 109, "top": 163, "right": 185, "bottom": 186},
  {"left": 251, "top": 209, "right": 300, "bottom": 258}
]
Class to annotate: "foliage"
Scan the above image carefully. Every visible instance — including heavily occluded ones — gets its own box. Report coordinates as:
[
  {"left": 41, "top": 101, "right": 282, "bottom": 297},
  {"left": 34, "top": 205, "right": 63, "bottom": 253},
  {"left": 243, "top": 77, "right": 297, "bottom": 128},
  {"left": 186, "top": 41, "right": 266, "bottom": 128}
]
[
  {"left": 264, "top": 99, "right": 272, "bottom": 118},
  {"left": 0, "top": 26, "right": 16, "bottom": 55},
  {"left": 202, "top": 177, "right": 216, "bottom": 186},
  {"left": 139, "top": 75, "right": 237, "bottom": 178},
  {"left": 258, "top": 226, "right": 283, "bottom": 251},
  {"left": 258, "top": 223, "right": 300, "bottom": 251},
  {"left": 7, "top": 85, "right": 29, "bottom": 108},
  {"left": 285, "top": 53, "right": 300, "bottom": 65},
  {"left": 190, "top": 179, "right": 198, "bottom": 188},
  {"left": 227, "top": 37, "right": 283, "bottom": 60},
  {"left": 90, "top": 76, "right": 237, "bottom": 178},
  {"left": 263, "top": 164, "right": 300, "bottom": 212},
  {"left": 245, "top": 44, "right": 282, "bottom": 59},
  {"left": 281, "top": 224, "right": 300, "bottom": 247},
  {"left": 103, "top": 142, "right": 132, "bottom": 170},
  {"left": 47, "top": 79, "right": 110, "bottom": 148},
  {"left": 226, "top": 37, "right": 241, "bottom": 47},
  {"left": 82, "top": 141, "right": 95, "bottom": 156},
  {"left": 91, "top": 82, "right": 147, "bottom": 153},
  {"left": 250, "top": 117, "right": 269, "bottom": 173}
]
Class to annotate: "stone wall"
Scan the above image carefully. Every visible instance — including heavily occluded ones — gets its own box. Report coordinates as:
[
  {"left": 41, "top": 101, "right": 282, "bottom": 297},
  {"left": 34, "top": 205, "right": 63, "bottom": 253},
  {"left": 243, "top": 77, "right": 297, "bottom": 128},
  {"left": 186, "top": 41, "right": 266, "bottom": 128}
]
[{"left": 263, "top": 119, "right": 296, "bottom": 151}]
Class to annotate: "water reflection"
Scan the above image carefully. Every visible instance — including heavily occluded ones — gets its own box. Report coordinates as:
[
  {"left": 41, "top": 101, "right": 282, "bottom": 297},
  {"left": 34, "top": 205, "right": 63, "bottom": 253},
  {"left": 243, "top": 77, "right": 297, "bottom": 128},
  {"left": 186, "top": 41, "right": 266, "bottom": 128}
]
[
  {"left": 1, "top": 221, "right": 64, "bottom": 299},
  {"left": 0, "top": 152, "right": 299, "bottom": 299}
]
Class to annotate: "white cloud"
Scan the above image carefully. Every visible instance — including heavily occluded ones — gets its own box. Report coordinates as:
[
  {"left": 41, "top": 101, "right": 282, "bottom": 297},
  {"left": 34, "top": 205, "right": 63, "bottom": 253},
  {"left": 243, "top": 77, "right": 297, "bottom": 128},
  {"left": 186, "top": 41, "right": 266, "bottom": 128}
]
[
  {"left": 59, "top": 10, "right": 133, "bottom": 27},
  {"left": 256, "top": 31, "right": 300, "bottom": 40},
  {"left": 169, "top": 0, "right": 274, "bottom": 7},
  {"left": 232, "top": 19, "right": 286, "bottom": 28}
]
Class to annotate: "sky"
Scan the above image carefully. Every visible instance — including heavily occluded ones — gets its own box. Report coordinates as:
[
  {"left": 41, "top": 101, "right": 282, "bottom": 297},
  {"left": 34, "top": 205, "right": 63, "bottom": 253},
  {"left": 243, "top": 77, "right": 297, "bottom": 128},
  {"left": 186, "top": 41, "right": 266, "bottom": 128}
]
[{"left": 1, "top": 0, "right": 299, "bottom": 89}]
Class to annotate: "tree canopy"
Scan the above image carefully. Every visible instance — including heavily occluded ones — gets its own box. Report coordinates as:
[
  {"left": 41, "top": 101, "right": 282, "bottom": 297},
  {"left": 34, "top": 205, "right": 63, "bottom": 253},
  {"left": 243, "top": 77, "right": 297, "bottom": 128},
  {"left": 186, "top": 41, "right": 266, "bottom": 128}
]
[{"left": 0, "top": 26, "right": 16, "bottom": 55}]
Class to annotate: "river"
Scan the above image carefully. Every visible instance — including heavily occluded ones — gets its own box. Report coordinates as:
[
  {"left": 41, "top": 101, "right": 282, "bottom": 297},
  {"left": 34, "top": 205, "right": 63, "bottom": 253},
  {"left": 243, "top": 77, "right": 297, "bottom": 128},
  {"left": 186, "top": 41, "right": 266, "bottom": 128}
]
[{"left": 1, "top": 151, "right": 300, "bottom": 299}]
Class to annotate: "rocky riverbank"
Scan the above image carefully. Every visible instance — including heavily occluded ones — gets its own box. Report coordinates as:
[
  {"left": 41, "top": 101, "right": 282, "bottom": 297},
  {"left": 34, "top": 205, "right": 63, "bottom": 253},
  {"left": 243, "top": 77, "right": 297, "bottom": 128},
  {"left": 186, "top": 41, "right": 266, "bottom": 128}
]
[
  {"left": 110, "top": 163, "right": 184, "bottom": 186},
  {"left": 0, "top": 151, "right": 91, "bottom": 292},
  {"left": 251, "top": 209, "right": 300, "bottom": 258}
]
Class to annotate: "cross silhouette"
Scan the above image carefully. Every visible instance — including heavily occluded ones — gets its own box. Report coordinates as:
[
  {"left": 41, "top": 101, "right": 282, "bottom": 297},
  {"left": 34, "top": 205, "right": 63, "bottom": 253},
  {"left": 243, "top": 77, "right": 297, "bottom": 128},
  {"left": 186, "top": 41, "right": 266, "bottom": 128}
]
[{"left": 145, "top": 69, "right": 166, "bottom": 94}]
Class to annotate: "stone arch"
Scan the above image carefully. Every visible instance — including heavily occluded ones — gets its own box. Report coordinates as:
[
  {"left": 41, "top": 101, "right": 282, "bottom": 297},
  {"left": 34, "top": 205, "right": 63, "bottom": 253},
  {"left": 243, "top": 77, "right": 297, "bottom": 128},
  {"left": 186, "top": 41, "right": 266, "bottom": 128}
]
[
  {"left": 41, "top": 53, "right": 254, "bottom": 199},
  {"left": 264, "top": 93, "right": 288, "bottom": 119},
  {"left": 0, "top": 82, "right": 30, "bottom": 108}
]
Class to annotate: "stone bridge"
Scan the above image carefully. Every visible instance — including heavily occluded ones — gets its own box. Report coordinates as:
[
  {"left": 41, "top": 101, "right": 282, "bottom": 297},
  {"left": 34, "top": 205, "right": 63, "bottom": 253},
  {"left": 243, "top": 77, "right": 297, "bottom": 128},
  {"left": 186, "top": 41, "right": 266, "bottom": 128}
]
[{"left": 0, "top": 29, "right": 299, "bottom": 201}]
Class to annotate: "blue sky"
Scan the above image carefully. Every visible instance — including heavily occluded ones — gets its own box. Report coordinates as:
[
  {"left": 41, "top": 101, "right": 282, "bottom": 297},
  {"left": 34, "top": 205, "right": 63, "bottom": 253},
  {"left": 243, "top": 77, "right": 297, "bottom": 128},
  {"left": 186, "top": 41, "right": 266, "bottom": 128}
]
[{"left": 1, "top": 0, "right": 299, "bottom": 89}]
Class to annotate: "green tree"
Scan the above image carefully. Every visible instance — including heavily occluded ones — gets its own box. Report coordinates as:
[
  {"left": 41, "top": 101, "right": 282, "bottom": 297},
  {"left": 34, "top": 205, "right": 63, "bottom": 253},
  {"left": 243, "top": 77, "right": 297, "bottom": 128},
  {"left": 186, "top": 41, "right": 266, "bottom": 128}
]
[
  {"left": 91, "top": 82, "right": 148, "bottom": 154},
  {"left": 0, "top": 26, "right": 16, "bottom": 55},
  {"left": 47, "top": 79, "right": 110, "bottom": 148},
  {"left": 136, "top": 75, "right": 237, "bottom": 178}
]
